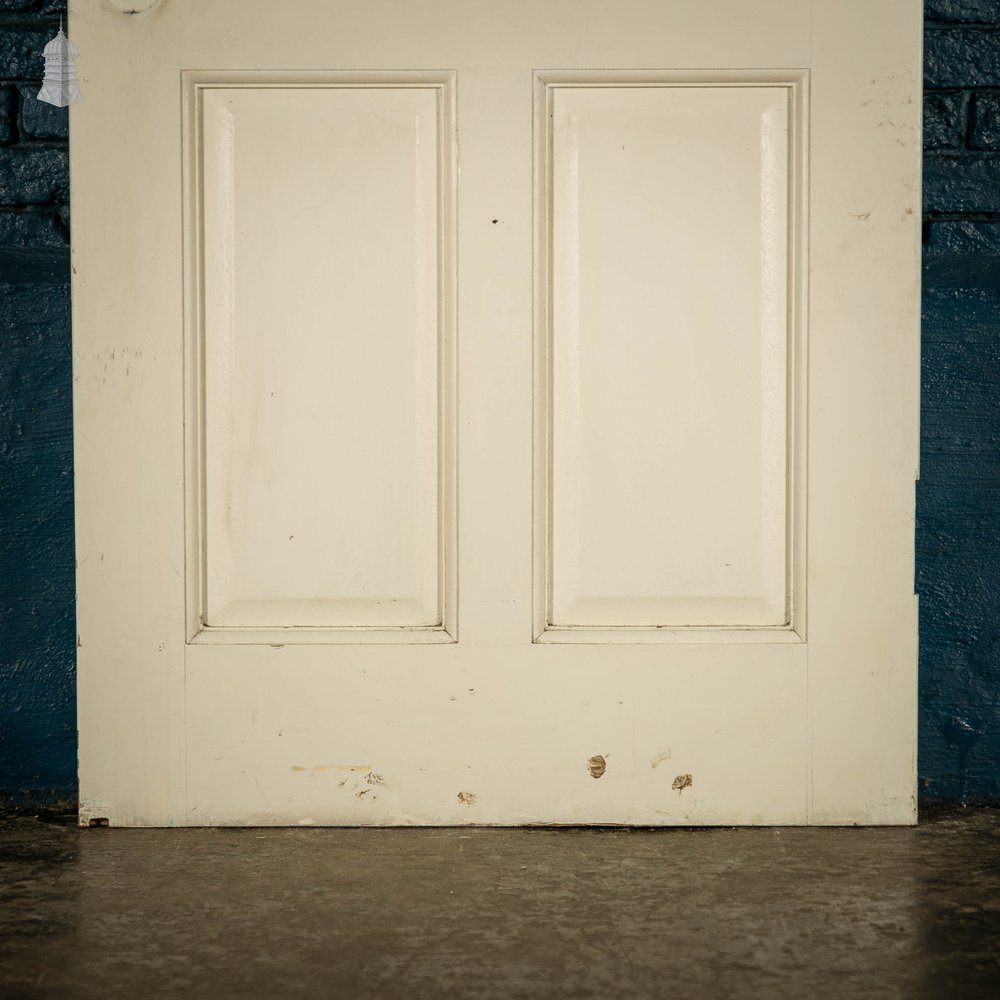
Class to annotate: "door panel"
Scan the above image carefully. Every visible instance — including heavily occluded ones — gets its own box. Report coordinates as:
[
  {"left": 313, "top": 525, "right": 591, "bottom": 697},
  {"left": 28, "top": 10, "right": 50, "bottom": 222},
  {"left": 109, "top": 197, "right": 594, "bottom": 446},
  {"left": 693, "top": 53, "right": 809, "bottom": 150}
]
[
  {"left": 73, "top": 0, "right": 921, "bottom": 826},
  {"left": 543, "top": 75, "right": 798, "bottom": 633},
  {"left": 191, "top": 74, "right": 457, "bottom": 639}
]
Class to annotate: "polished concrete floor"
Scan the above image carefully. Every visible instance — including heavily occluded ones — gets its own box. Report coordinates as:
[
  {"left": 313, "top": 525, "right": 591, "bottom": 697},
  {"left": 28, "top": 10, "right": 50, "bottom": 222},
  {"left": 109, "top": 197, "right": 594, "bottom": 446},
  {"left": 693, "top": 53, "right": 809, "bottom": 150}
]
[{"left": 1, "top": 808, "right": 999, "bottom": 999}]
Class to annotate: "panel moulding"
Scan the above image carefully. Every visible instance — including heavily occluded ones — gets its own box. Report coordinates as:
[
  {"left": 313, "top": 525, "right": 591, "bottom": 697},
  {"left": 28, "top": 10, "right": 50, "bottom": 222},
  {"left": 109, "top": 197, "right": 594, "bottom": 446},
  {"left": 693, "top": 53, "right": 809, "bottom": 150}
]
[
  {"left": 181, "top": 70, "right": 458, "bottom": 645},
  {"left": 531, "top": 69, "right": 808, "bottom": 644}
]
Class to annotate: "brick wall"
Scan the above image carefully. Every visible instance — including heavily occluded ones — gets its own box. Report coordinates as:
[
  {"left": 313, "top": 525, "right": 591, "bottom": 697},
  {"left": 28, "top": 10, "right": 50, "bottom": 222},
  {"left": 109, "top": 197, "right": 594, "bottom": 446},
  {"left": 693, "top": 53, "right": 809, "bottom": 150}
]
[
  {"left": 0, "top": 0, "right": 68, "bottom": 247},
  {"left": 0, "top": 3, "right": 997, "bottom": 808},
  {"left": 0, "top": 0, "right": 74, "bottom": 811},
  {"left": 921, "top": 1, "right": 1000, "bottom": 802}
]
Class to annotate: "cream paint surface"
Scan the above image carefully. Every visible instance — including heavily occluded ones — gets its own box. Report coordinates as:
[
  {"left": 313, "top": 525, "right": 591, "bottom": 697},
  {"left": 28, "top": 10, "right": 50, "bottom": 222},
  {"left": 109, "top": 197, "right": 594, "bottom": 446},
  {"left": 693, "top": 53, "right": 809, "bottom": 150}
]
[
  {"left": 183, "top": 645, "right": 808, "bottom": 826},
  {"left": 200, "top": 86, "right": 443, "bottom": 629},
  {"left": 72, "top": 0, "right": 921, "bottom": 826},
  {"left": 548, "top": 83, "right": 791, "bottom": 629}
]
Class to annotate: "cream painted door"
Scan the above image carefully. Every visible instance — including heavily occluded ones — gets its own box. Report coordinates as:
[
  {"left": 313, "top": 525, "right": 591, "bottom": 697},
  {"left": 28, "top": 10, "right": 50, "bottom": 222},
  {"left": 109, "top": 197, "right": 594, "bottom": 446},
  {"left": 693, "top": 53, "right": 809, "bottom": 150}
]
[{"left": 73, "top": 1, "right": 921, "bottom": 826}]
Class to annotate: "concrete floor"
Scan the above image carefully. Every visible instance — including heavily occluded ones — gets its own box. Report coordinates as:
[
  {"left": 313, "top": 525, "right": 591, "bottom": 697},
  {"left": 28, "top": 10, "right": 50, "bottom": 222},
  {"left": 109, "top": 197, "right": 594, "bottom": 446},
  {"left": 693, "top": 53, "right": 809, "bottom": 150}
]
[{"left": 1, "top": 809, "right": 999, "bottom": 999}]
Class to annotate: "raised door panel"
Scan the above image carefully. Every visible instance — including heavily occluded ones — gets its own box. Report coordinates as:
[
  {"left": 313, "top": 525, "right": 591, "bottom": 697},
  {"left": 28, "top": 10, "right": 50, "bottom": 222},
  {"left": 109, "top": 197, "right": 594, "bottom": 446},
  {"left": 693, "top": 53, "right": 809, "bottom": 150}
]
[
  {"left": 186, "top": 74, "right": 457, "bottom": 641},
  {"left": 536, "top": 74, "right": 805, "bottom": 640}
]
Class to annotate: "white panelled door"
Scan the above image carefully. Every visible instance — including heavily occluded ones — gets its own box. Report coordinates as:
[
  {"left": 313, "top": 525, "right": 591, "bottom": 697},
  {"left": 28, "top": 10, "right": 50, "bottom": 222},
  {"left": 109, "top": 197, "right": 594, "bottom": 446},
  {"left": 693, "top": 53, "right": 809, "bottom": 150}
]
[{"left": 73, "top": 0, "right": 921, "bottom": 826}]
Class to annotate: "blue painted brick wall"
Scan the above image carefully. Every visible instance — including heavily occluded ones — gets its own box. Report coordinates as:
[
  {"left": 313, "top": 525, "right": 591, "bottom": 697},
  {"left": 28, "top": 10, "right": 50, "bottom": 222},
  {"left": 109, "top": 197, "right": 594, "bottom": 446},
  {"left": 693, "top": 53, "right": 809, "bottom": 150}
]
[
  {"left": 1, "top": 2, "right": 998, "bottom": 809},
  {"left": 922, "top": 1, "right": 1000, "bottom": 802},
  {"left": 0, "top": 0, "right": 73, "bottom": 810}
]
